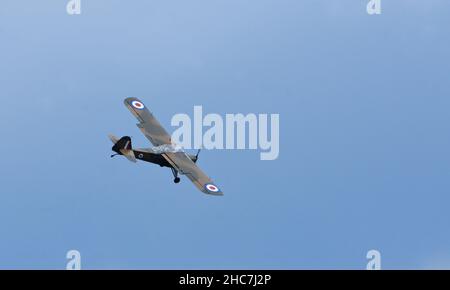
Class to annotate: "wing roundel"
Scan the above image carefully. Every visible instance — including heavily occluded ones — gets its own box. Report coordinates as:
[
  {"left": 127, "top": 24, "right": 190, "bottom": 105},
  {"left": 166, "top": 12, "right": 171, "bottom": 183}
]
[
  {"left": 162, "top": 152, "right": 224, "bottom": 196},
  {"left": 124, "top": 97, "right": 172, "bottom": 146}
]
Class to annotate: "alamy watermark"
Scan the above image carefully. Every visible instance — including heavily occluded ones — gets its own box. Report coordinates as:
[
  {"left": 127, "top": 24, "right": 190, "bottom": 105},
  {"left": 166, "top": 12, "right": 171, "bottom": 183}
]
[
  {"left": 366, "top": 249, "right": 381, "bottom": 270},
  {"left": 66, "top": 0, "right": 81, "bottom": 15},
  {"left": 367, "top": 0, "right": 382, "bottom": 15},
  {"left": 66, "top": 250, "right": 81, "bottom": 270},
  {"left": 66, "top": 1, "right": 382, "bottom": 16},
  {"left": 170, "top": 106, "right": 279, "bottom": 161},
  {"left": 63, "top": 249, "right": 382, "bottom": 269}
]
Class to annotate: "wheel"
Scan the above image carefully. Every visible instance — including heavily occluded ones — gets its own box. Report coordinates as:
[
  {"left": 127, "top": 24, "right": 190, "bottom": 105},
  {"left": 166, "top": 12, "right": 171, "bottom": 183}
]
[{"left": 174, "top": 177, "right": 181, "bottom": 183}]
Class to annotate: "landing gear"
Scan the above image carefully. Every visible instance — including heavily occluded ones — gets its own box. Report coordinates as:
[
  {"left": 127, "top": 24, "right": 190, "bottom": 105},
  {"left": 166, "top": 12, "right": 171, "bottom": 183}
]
[{"left": 171, "top": 168, "right": 180, "bottom": 184}]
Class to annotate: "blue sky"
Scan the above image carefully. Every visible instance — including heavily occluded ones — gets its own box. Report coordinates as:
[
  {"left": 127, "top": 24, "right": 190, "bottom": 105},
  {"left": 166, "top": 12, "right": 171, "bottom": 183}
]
[{"left": 0, "top": 0, "right": 450, "bottom": 269}]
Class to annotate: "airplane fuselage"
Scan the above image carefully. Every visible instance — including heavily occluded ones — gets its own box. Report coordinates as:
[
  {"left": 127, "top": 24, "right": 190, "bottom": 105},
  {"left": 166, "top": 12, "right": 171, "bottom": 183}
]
[
  {"left": 111, "top": 146, "right": 197, "bottom": 168},
  {"left": 132, "top": 149, "right": 172, "bottom": 167}
]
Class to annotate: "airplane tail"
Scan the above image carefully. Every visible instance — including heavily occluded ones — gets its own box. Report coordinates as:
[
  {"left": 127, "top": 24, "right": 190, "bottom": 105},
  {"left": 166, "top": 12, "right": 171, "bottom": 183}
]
[{"left": 109, "top": 135, "right": 136, "bottom": 163}]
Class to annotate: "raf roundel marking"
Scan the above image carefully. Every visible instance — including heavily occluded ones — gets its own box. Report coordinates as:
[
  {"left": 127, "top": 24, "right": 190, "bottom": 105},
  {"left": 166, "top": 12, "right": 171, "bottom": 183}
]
[
  {"left": 131, "top": 100, "right": 145, "bottom": 110},
  {"left": 205, "top": 183, "right": 220, "bottom": 193}
]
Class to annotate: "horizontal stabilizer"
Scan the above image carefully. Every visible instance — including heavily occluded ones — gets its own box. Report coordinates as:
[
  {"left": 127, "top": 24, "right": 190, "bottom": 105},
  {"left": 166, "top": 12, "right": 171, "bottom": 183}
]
[
  {"left": 108, "top": 134, "right": 119, "bottom": 144},
  {"left": 120, "top": 149, "right": 137, "bottom": 163}
]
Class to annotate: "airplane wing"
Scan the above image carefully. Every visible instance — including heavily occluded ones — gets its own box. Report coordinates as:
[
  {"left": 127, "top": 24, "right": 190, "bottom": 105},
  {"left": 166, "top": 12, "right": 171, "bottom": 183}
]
[
  {"left": 163, "top": 151, "right": 223, "bottom": 196},
  {"left": 124, "top": 97, "right": 223, "bottom": 196},
  {"left": 124, "top": 97, "right": 172, "bottom": 146}
]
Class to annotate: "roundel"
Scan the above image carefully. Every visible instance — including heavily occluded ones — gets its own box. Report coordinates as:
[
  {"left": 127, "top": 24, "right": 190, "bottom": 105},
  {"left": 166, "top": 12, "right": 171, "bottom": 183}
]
[
  {"left": 131, "top": 100, "right": 145, "bottom": 110},
  {"left": 204, "top": 183, "right": 220, "bottom": 193}
]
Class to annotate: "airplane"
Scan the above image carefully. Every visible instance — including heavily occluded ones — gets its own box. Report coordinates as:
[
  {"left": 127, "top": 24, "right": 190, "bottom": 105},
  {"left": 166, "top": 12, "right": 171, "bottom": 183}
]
[{"left": 109, "top": 97, "right": 223, "bottom": 196}]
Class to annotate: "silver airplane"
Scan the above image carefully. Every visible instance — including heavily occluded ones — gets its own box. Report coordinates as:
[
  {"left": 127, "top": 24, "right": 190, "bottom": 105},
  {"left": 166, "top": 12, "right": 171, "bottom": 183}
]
[{"left": 109, "top": 97, "right": 223, "bottom": 196}]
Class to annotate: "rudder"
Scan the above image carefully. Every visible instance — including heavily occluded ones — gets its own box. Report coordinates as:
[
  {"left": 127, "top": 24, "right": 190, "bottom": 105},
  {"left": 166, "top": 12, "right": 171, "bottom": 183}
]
[{"left": 112, "top": 136, "right": 132, "bottom": 152}]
